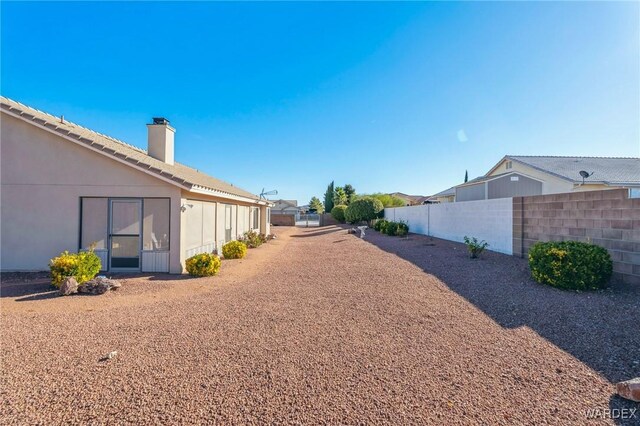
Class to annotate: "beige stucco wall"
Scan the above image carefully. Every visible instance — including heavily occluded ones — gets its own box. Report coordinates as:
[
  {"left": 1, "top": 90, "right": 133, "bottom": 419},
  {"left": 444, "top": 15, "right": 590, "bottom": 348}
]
[
  {"left": 179, "top": 190, "right": 270, "bottom": 268},
  {"left": 1, "top": 113, "right": 183, "bottom": 272}
]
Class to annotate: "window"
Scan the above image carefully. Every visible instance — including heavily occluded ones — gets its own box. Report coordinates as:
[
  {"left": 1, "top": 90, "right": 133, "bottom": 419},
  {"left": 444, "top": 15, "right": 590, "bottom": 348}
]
[
  {"left": 143, "top": 198, "right": 170, "bottom": 250},
  {"left": 506, "top": 161, "right": 512, "bottom": 169},
  {"left": 251, "top": 208, "right": 259, "bottom": 230},
  {"left": 81, "top": 198, "right": 108, "bottom": 249},
  {"left": 225, "top": 204, "right": 232, "bottom": 242}
]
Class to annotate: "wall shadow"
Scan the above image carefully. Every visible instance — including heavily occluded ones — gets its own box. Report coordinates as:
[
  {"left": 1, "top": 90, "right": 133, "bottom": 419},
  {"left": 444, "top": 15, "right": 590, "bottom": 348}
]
[
  {"left": 290, "top": 227, "right": 343, "bottom": 238},
  {"left": 362, "top": 230, "right": 640, "bottom": 389}
]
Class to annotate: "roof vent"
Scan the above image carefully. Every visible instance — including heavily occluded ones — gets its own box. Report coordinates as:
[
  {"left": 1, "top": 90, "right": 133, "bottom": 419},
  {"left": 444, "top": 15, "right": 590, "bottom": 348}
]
[{"left": 153, "top": 117, "right": 170, "bottom": 125}]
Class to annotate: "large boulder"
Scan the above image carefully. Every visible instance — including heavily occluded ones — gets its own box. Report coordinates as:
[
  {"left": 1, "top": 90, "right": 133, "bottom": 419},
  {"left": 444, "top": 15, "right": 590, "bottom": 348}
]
[
  {"left": 59, "top": 277, "right": 78, "bottom": 296},
  {"left": 616, "top": 377, "right": 640, "bottom": 402},
  {"left": 78, "top": 277, "right": 121, "bottom": 295}
]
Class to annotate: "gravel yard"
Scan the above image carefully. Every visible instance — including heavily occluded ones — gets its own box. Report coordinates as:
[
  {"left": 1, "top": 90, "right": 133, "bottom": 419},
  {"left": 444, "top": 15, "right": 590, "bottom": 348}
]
[{"left": 1, "top": 226, "right": 638, "bottom": 424}]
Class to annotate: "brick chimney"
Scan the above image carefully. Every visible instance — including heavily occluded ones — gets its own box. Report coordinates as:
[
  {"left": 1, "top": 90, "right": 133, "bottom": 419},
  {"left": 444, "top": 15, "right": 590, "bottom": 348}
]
[{"left": 147, "top": 117, "right": 175, "bottom": 165}]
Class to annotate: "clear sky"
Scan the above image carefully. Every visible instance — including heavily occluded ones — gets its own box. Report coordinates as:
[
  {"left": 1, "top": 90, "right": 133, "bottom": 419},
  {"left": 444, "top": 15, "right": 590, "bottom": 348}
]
[{"left": 2, "top": 2, "right": 639, "bottom": 204}]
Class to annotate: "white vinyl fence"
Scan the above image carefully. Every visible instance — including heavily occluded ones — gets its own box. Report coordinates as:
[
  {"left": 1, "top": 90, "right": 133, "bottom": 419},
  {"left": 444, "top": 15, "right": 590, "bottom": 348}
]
[{"left": 384, "top": 198, "right": 513, "bottom": 254}]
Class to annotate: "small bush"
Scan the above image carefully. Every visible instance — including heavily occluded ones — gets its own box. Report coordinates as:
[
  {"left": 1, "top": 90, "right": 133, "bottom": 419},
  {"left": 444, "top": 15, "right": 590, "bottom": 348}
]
[
  {"left": 373, "top": 219, "right": 389, "bottom": 232},
  {"left": 331, "top": 205, "right": 348, "bottom": 223},
  {"left": 49, "top": 249, "right": 101, "bottom": 288},
  {"left": 528, "top": 241, "right": 612, "bottom": 290},
  {"left": 464, "top": 236, "right": 489, "bottom": 259},
  {"left": 395, "top": 221, "right": 409, "bottom": 237},
  {"left": 222, "top": 240, "right": 248, "bottom": 259},
  {"left": 383, "top": 221, "right": 409, "bottom": 237},
  {"left": 186, "top": 253, "right": 221, "bottom": 277},
  {"left": 238, "top": 230, "right": 263, "bottom": 248},
  {"left": 345, "top": 197, "right": 384, "bottom": 224}
]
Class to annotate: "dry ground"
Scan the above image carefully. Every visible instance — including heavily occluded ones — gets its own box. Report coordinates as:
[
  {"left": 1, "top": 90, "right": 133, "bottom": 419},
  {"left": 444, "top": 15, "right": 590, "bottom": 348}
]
[{"left": 1, "top": 226, "right": 638, "bottom": 425}]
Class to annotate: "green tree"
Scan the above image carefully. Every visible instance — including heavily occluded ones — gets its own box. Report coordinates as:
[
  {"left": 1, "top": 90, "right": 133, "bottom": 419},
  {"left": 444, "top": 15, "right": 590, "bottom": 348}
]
[
  {"left": 343, "top": 184, "right": 356, "bottom": 204},
  {"left": 333, "top": 186, "right": 347, "bottom": 206},
  {"left": 309, "top": 196, "right": 324, "bottom": 214},
  {"left": 464, "top": 170, "right": 468, "bottom": 183},
  {"left": 323, "top": 181, "right": 335, "bottom": 213},
  {"left": 354, "top": 193, "right": 405, "bottom": 208},
  {"left": 344, "top": 197, "right": 384, "bottom": 225}
]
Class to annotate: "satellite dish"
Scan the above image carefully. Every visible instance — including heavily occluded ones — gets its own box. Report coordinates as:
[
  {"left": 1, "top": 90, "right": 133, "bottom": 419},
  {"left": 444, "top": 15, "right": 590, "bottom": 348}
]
[
  {"left": 579, "top": 170, "right": 593, "bottom": 185},
  {"left": 260, "top": 188, "right": 278, "bottom": 199}
]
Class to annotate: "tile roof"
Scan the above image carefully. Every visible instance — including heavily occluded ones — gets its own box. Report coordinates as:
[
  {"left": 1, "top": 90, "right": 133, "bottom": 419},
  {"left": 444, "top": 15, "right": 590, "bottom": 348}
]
[
  {"left": 1, "top": 96, "right": 263, "bottom": 202},
  {"left": 507, "top": 156, "right": 640, "bottom": 185}
]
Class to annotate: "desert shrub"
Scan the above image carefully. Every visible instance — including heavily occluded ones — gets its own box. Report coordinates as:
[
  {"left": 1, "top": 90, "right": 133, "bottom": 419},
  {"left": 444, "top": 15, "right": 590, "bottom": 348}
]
[
  {"left": 463, "top": 236, "right": 489, "bottom": 259},
  {"left": 222, "top": 240, "right": 248, "bottom": 259},
  {"left": 331, "top": 205, "right": 348, "bottom": 223},
  {"left": 395, "top": 221, "right": 409, "bottom": 237},
  {"left": 373, "top": 219, "right": 389, "bottom": 232},
  {"left": 528, "top": 241, "right": 612, "bottom": 290},
  {"left": 186, "top": 253, "right": 221, "bottom": 277},
  {"left": 345, "top": 197, "right": 384, "bottom": 224},
  {"left": 384, "top": 221, "right": 409, "bottom": 237},
  {"left": 238, "top": 230, "right": 263, "bottom": 248},
  {"left": 49, "top": 249, "right": 101, "bottom": 288}
]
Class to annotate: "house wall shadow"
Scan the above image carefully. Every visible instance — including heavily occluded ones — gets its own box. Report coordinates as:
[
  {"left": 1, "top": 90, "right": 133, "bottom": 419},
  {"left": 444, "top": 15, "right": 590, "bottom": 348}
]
[{"left": 361, "top": 231, "right": 640, "bottom": 390}]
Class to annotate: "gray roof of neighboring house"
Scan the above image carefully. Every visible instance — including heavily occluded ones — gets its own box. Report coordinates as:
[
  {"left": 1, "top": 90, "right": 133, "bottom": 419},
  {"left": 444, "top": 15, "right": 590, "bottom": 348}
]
[
  {"left": 507, "top": 155, "right": 640, "bottom": 185},
  {"left": 429, "top": 186, "right": 456, "bottom": 198},
  {"left": 1, "top": 96, "right": 263, "bottom": 202}
]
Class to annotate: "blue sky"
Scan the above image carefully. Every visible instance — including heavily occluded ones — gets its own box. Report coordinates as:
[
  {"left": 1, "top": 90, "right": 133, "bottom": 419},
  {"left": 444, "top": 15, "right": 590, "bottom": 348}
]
[{"left": 2, "top": 2, "right": 638, "bottom": 204}]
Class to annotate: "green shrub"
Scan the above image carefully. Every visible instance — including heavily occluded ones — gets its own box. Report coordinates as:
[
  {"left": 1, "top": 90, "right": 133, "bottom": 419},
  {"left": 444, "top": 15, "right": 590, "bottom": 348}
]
[
  {"left": 345, "top": 197, "right": 384, "bottom": 224},
  {"left": 186, "top": 253, "right": 221, "bottom": 277},
  {"left": 528, "top": 241, "right": 612, "bottom": 290},
  {"left": 331, "top": 205, "right": 348, "bottom": 223},
  {"left": 49, "top": 249, "right": 101, "bottom": 288},
  {"left": 395, "top": 221, "right": 409, "bottom": 237},
  {"left": 373, "top": 219, "right": 389, "bottom": 232},
  {"left": 383, "top": 221, "right": 409, "bottom": 237},
  {"left": 222, "top": 240, "right": 248, "bottom": 259},
  {"left": 238, "top": 230, "right": 263, "bottom": 248},
  {"left": 463, "top": 236, "right": 489, "bottom": 259}
]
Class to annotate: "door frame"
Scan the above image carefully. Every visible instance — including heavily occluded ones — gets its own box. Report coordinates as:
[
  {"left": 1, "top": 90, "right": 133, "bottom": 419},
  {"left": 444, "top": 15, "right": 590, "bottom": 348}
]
[{"left": 108, "top": 198, "right": 143, "bottom": 272}]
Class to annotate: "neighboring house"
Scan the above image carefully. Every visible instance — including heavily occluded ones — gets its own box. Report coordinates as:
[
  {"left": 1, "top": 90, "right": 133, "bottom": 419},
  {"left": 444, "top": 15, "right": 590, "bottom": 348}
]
[
  {"left": 1, "top": 97, "right": 272, "bottom": 273},
  {"left": 455, "top": 155, "right": 640, "bottom": 202},
  {"left": 389, "top": 192, "right": 429, "bottom": 206},
  {"left": 270, "top": 199, "right": 300, "bottom": 215},
  {"left": 426, "top": 186, "right": 456, "bottom": 203}
]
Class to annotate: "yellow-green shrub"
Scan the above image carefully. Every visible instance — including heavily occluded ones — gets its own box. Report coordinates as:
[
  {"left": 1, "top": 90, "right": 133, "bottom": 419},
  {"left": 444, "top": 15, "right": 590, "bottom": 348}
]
[
  {"left": 186, "top": 253, "right": 221, "bottom": 277},
  {"left": 222, "top": 240, "right": 247, "bottom": 259},
  {"left": 49, "top": 250, "right": 101, "bottom": 288},
  {"left": 528, "top": 241, "right": 612, "bottom": 290}
]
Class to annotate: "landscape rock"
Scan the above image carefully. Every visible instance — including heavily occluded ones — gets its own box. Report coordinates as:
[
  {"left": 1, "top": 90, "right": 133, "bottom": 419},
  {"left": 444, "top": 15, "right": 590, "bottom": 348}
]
[
  {"left": 616, "top": 377, "right": 640, "bottom": 402},
  {"left": 59, "top": 277, "right": 78, "bottom": 296},
  {"left": 78, "top": 277, "right": 121, "bottom": 295}
]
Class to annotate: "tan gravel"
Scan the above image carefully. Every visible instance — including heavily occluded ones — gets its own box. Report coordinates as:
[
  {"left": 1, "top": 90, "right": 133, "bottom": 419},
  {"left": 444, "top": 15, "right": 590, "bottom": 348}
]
[{"left": 1, "top": 226, "right": 635, "bottom": 425}]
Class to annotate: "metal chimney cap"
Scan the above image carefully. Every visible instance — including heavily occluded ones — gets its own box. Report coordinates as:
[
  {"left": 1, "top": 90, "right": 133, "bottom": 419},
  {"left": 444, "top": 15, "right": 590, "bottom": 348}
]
[{"left": 152, "top": 117, "right": 170, "bottom": 125}]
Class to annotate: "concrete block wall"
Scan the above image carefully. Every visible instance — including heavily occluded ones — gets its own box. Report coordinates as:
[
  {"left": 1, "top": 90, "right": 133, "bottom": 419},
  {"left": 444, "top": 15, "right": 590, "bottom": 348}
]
[
  {"left": 513, "top": 189, "right": 640, "bottom": 284},
  {"left": 270, "top": 213, "right": 295, "bottom": 226},
  {"left": 385, "top": 198, "right": 514, "bottom": 254}
]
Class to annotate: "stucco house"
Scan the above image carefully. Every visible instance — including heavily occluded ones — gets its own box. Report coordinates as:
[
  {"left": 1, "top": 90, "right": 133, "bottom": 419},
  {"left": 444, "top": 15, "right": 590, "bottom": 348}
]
[
  {"left": 1, "top": 97, "right": 272, "bottom": 273},
  {"left": 270, "top": 199, "right": 300, "bottom": 215},
  {"left": 389, "top": 192, "right": 429, "bottom": 206},
  {"left": 454, "top": 155, "right": 640, "bottom": 202},
  {"left": 426, "top": 186, "right": 456, "bottom": 203}
]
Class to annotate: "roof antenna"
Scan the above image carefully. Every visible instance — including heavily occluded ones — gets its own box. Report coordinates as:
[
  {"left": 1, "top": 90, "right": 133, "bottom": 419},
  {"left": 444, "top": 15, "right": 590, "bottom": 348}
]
[
  {"left": 579, "top": 170, "right": 593, "bottom": 185},
  {"left": 260, "top": 188, "right": 278, "bottom": 199}
]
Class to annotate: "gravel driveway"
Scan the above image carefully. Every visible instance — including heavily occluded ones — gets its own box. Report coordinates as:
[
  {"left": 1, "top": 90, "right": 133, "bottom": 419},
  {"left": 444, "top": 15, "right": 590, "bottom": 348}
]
[{"left": 1, "top": 226, "right": 638, "bottom": 425}]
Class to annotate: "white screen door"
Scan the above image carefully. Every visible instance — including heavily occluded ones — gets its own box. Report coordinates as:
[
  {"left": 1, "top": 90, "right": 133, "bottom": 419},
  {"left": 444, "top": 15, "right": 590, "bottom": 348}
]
[{"left": 110, "top": 199, "right": 142, "bottom": 270}]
